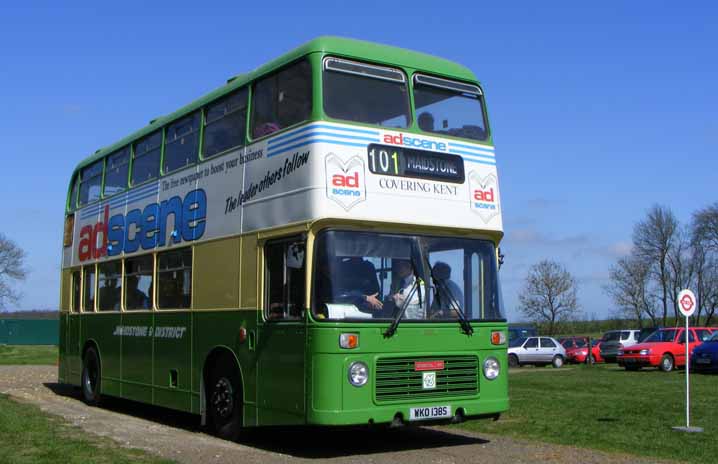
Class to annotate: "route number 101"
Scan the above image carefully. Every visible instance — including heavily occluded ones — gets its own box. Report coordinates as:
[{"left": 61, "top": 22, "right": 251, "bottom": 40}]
[{"left": 368, "top": 148, "right": 399, "bottom": 175}]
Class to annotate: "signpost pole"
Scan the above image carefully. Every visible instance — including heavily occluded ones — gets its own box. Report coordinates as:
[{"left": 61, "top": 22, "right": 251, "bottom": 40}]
[
  {"left": 672, "top": 288, "right": 703, "bottom": 433},
  {"left": 685, "top": 314, "right": 690, "bottom": 428}
]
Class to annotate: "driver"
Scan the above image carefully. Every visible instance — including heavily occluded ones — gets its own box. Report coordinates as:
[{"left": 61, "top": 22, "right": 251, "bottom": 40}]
[
  {"left": 314, "top": 255, "right": 383, "bottom": 316},
  {"left": 390, "top": 259, "right": 425, "bottom": 319}
]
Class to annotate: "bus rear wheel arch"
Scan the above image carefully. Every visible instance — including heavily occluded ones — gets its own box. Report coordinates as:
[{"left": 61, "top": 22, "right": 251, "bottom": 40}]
[
  {"left": 204, "top": 350, "right": 243, "bottom": 441},
  {"left": 81, "top": 343, "right": 102, "bottom": 406}
]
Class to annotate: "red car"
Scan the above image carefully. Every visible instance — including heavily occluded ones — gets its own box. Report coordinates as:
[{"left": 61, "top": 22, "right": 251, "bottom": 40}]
[
  {"left": 562, "top": 337, "right": 603, "bottom": 363},
  {"left": 617, "top": 327, "right": 715, "bottom": 372}
]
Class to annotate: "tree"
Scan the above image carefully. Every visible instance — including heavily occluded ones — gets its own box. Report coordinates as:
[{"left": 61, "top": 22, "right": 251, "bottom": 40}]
[
  {"left": 518, "top": 260, "right": 579, "bottom": 335},
  {"left": 632, "top": 205, "right": 678, "bottom": 325},
  {"left": 693, "top": 203, "right": 718, "bottom": 251},
  {"left": 604, "top": 255, "right": 657, "bottom": 327},
  {"left": 0, "top": 233, "right": 27, "bottom": 308},
  {"left": 666, "top": 226, "right": 694, "bottom": 321},
  {"left": 692, "top": 205, "right": 718, "bottom": 324}
]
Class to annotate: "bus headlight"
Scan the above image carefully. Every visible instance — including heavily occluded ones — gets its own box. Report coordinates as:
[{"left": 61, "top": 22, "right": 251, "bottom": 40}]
[
  {"left": 483, "top": 357, "right": 500, "bottom": 380},
  {"left": 348, "top": 362, "right": 368, "bottom": 387}
]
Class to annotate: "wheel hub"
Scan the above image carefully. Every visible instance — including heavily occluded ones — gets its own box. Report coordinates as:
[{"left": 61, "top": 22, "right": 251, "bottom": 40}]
[{"left": 212, "top": 378, "right": 234, "bottom": 418}]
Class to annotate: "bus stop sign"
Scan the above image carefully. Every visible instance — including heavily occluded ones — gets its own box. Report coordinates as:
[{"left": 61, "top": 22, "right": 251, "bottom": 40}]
[
  {"left": 672, "top": 288, "right": 702, "bottom": 433},
  {"left": 678, "top": 289, "right": 696, "bottom": 317}
]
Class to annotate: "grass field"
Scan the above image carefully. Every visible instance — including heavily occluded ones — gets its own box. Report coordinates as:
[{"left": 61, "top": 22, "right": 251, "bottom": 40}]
[
  {"left": 0, "top": 345, "right": 58, "bottom": 365},
  {"left": 460, "top": 363, "right": 717, "bottom": 463},
  {"left": 0, "top": 394, "right": 173, "bottom": 464}
]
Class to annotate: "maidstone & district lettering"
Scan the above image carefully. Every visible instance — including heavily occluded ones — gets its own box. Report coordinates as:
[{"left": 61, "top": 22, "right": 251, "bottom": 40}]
[{"left": 112, "top": 325, "right": 187, "bottom": 339}]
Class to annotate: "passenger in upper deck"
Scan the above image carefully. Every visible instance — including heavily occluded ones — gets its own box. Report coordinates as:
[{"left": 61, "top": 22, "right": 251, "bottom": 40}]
[{"left": 417, "top": 112, "right": 435, "bottom": 132}]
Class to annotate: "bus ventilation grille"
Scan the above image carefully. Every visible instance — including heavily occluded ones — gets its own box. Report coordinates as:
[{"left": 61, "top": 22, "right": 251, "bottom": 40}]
[{"left": 374, "top": 355, "right": 479, "bottom": 402}]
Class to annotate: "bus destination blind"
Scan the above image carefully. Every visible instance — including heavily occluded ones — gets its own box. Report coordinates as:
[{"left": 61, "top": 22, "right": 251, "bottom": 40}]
[{"left": 367, "top": 144, "right": 465, "bottom": 184}]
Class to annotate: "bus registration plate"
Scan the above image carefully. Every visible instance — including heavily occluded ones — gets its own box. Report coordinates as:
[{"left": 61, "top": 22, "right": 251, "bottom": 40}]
[{"left": 409, "top": 405, "right": 451, "bottom": 421}]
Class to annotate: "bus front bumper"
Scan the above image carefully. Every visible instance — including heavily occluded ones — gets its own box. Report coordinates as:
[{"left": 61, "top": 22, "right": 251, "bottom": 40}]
[{"left": 307, "top": 397, "right": 508, "bottom": 426}]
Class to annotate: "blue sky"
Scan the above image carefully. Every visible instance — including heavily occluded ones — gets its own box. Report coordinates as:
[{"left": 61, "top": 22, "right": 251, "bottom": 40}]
[{"left": 1, "top": 2, "right": 716, "bottom": 320}]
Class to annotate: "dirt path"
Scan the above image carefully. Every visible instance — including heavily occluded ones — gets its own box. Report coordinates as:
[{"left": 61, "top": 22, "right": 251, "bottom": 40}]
[{"left": 0, "top": 365, "right": 675, "bottom": 464}]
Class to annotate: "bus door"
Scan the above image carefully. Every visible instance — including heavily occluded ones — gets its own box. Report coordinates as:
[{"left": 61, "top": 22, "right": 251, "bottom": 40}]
[
  {"left": 256, "top": 238, "right": 307, "bottom": 425},
  {"left": 67, "top": 270, "right": 83, "bottom": 380},
  {"left": 152, "top": 248, "right": 193, "bottom": 411}
]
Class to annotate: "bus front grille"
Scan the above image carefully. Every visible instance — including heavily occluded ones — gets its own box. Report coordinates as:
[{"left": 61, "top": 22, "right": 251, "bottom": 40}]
[{"left": 374, "top": 355, "right": 479, "bottom": 402}]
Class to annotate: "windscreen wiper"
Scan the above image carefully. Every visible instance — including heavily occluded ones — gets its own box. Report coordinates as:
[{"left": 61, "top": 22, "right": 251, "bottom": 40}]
[
  {"left": 384, "top": 254, "right": 426, "bottom": 338},
  {"left": 383, "top": 279, "right": 418, "bottom": 338},
  {"left": 434, "top": 276, "right": 473, "bottom": 335},
  {"left": 421, "top": 253, "right": 473, "bottom": 335}
]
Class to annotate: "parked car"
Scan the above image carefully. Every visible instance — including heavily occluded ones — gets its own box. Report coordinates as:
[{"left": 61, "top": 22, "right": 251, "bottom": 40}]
[
  {"left": 558, "top": 336, "right": 589, "bottom": 363},
  {"left": 559, "top": 336, "right": 589, "bottom": 350},
  {"left": 567, "top": 339, "right": 604, "bottom": 364},
  {"left": 508, "top": 336, "right": 566, "bottom": 368},
  {"left": 590, "top": 340, "right": 604, "bottom": 363},
  {"left": 617, "top": 327, "right": 715, "bottom": 372},
  {"left": 690, "top": 331, "right": 718, "bottom": 372},
  {"left": 600, "top": 329, "right": 641, "bottom": 362}
]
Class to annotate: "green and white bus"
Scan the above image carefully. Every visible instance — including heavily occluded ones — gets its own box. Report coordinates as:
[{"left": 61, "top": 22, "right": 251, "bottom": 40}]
[{"left": 59, "top": 37, "right": 508, "bottom": 439}]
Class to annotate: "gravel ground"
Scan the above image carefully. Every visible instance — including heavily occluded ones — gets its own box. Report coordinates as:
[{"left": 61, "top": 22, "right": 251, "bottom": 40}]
[{"left": 0, "top": 365, "right": 677, "bottom": 464}]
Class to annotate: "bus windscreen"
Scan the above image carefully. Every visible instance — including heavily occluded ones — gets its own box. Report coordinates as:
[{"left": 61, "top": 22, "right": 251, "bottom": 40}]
[{"left": 312, "top": 230, "right": 504, "bottom": 322}]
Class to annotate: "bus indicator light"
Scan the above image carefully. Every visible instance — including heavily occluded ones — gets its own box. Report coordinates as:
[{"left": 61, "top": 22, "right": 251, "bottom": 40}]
[
  {"left": 339, "top": 333, "right": 359, "bottom": 349},
  {"left": 491, "top": 331, "right": 506, "bottom": 345}
]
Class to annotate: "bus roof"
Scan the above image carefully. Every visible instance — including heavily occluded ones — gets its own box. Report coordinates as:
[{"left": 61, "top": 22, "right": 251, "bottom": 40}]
[{"left": 71, "top": 36, "right": 480, "bottom": 175}]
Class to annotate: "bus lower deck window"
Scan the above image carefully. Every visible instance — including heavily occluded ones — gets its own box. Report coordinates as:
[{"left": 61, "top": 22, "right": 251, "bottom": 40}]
[
  {"left": 265, "top": 239, "right": 305, "bottom": 321},
  {"left": 124, "top": 255, "right": 153, "bottom": 310},
  {"left": 83, "top": 266, "right": 96, "bottom": 312},
  {"left": 98, "top": 261, "right": 122, "bottom": 311},
  {"left": 157, "top": 248, "right": 192, "bottom": 309}
]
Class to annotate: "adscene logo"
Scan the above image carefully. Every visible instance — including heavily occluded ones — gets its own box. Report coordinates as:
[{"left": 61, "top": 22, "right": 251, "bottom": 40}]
[
  {"left": 77, "top": 189, "right": 207, "bottom": 262},
  {"left": 325, "top": 153, "right": 366, "bottom": 211},
  {"left": 468, "top": 171, "right": 500, "bottom": 223},
  {"left": 382, "top": 133, "right": 447, "bottom": 152}
]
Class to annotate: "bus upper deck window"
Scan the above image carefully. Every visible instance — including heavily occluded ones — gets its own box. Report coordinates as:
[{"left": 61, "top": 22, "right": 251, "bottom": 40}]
[
  {"left": 251, "top": 60, "right": 312, "bottom": 139},
  {"left": 413, "top": 74, "right": 488, "bottom": 142},
  {"left": 131, "top": 131, "right": 162, "bottom": 185},
  {"left": 323, "top": 57, "right": 410, "bottom": 129},
  {"left": 103, "top": 147, "right": 130, "bottom": 197},
  {"left": 203, "top": 88, "right": 248, "bottom": 158},
  {"left": 164, "top": 112, "right": 200, "bottom": 173},
  {"left": 78, "top": 160, "right": 104, "bottom": 206}
]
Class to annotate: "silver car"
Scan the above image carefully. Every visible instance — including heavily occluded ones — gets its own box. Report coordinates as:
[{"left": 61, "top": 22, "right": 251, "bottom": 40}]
[{"left": 508, "top": 336, "right": 566, "bottom": 368}]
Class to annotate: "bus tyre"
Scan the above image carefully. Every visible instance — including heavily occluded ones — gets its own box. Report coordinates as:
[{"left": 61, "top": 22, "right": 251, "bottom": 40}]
[
  {"left": 81, "top": 347, "right": 102, "bottom": 406},
  {"left": 508, "top": 354, "right": 519, "bottom": 368},
  {"left": 208, "top": 359, "right": 242, "bottom": 441},
  {"left": 552, "top": 355, "right": 564, "bottom": 369},
  {"left": 659, "top": 354, "right": 674, "bottom": 372}
]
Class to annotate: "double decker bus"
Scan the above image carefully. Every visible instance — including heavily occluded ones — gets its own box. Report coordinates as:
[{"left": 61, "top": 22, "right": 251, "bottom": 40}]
[{"left": 59, "top": 37, "right": 507, "bottom": 439}]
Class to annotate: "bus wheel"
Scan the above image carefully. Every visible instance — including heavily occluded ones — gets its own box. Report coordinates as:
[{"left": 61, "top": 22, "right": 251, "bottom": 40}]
[
  {"left": 81, "top": 347, "right": 102, "bottom": 406},
  {"left": 208, "top": 358, "right": 242, "bottom": 441}
]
